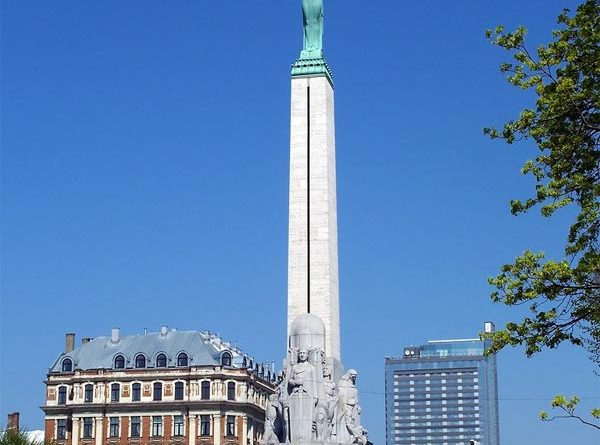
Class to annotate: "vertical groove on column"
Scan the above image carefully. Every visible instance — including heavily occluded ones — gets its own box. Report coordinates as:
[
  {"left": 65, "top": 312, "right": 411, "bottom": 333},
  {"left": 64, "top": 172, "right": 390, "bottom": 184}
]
[{"left": 306, "top": 84, "right": 311, "bottom": 314}]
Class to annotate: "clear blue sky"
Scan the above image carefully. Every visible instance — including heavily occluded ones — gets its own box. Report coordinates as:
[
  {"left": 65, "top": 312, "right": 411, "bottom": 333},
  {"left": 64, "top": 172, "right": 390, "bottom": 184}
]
[{"left": 1, "top": 1, "right": 598, "bottom": 444}]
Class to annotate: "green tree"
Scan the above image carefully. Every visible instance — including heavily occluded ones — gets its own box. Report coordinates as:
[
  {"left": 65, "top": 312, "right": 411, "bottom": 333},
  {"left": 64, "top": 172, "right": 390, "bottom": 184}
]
[
  {"left": 0, "top": 430, "right": 48, "bottom": 445},
  {"left": 540, "top": 395, "right": 600, "bottom": 431},
  {"left": 483, "top": 0, "right": 600, "bottom": 364}
]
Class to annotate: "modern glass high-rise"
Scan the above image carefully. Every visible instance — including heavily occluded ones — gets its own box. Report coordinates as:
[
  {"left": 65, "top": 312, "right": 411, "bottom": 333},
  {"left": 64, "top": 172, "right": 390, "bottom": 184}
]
[{"left": 384, "top": 322, "right": 499, "bottom": 445}]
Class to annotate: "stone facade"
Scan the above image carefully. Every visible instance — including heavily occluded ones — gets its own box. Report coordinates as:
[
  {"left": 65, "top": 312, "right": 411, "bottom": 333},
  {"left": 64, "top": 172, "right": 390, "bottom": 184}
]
[
  {"left": 43, "top": 331, "right": 275, "bottom": 445},
  {"left": 287, "top": 74, "right": 340, "bottom": 365}
]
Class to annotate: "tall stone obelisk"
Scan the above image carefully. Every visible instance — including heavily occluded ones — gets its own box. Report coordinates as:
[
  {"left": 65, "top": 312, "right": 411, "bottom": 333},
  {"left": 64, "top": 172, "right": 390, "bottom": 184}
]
[{"left": 287, "top": 0, "right": 340, "bottom": 366}]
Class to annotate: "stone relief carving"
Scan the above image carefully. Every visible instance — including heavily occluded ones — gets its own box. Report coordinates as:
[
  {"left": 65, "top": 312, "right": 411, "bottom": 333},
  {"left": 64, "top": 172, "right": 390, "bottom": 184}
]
[{"left": 261, "top": 314, "right": 367, "bottom": 445}]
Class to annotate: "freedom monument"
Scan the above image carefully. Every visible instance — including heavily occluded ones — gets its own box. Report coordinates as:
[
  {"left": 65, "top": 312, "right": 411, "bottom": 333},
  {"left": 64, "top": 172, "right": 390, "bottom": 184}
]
[{"left": 264, "top": 2, "right": 369, "bottom": 445}]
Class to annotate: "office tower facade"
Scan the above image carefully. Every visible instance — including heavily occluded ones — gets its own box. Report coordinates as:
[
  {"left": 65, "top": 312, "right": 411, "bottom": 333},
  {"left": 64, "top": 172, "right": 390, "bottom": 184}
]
[{"left": 385, "top": 322, "right": 499, "bottom": 445}]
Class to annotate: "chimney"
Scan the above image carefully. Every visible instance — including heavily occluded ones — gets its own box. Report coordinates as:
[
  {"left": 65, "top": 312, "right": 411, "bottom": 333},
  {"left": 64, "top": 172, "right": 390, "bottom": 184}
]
[
  {"left": 160, "top": 326, "right": 168, "bottom": 336},
  {"left": 484, "top": 321, "right": 495, "bottom": 334},
  {"left": 82, "top": 337, "right": 92, "bottom": 344},
  {"left": 111, "top": 328, "right": 120, "bottom": 343},
  {"left": 7, "top": 412, "right": 20, "bottom": 432},
  {"left": 65, "top": 333, "right": 76, "bottom": 353}
]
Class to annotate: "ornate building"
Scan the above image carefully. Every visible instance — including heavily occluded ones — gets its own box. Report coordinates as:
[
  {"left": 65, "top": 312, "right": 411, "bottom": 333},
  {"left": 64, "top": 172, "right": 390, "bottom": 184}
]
[{"left": 43, "top": 328, "right": 276, "bottom": 445}]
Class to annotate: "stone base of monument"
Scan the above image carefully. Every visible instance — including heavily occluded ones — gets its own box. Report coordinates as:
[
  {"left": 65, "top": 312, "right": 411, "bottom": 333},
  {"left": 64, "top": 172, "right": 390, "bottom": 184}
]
[{"left": 261, "top": 315, "right": 368, "bottom": 445}]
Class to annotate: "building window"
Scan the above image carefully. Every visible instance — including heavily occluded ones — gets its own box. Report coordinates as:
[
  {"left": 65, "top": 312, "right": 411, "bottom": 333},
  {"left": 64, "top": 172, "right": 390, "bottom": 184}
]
[
  {"left": 61, "top": 358, "right": 73, "bottom": 372},
  {"left": 175, "top": 382, "right": 184, "bottom": 401},
  {"left": 109, "top": 417, "right": 119, "bottom": 438},
  {"left": 111, "top": 383, "right": 120, "bottom": 402},
  {"left": 201, "top": 381, "right": 210, "bottom": 400},
  {"left": 200, "top": 416, "right": 211, "bottom": 436},
  {"left": 132, "top": 383, "right": 141, "bottom": 401},
  {"left": 58, "top": 386, "right": 67, "bottom": 405},
  {"left": 153, "top": 382, "right": 162, "bottom": 401},
  {"left": 83, "top": 418, "right": 93, "bottom": 438},
  {"left": 114, "top": 355, "right": 125, "bottom": 369},
  {"left": 221, "top": 352, "right": 232, "bottom": 367},
  {"left": 152, "top": 416, "right": 163, "bottom": 437},
  {"left": 156, "top": 353, "right": 167, "bottom": 368},
  {"left": 84, "top": 384, "right": 93, "bottom": 403},
  {"left": 135, "top": 354, "right": 146, "bottom": 368},
  {"left": 227, "top": 382, "right": 236, "bottom": 401},
  {"left": 130, "top": 417, "right": 141, "bottom": 438},
  {"left": 226, "top": 415, "right": 235, "bottom": 437},
  {"left": 57, "top": 419, "right": 67, "bottom": 440},
  {"left": 173, "top": 415, "right": 184, "bottom": 437},
  {"left": 177, "top": 352, "right": 188, "bottom": 367}
]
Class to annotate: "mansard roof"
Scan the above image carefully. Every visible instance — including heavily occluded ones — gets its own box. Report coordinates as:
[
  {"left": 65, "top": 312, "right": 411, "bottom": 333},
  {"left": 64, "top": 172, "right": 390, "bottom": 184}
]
[{"left": 49, "top": 328, "right": 260, "bottom": 374}]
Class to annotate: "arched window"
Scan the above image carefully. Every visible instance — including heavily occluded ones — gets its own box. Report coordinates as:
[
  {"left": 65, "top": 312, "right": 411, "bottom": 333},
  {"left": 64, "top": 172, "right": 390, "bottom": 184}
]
[
  {"left": 135, "top": 354, "right": 146, "bottom": 369},
  {"left": 221, "top": 351, "right": 232, "bottom": 367},
  {"left": 201, "top": 381, "right": 210, "bottom": 400},
  {"left": 111, "top": 383, "right": 120, "bottom": 402},
  {"left": 84, "top": 384, "right": 93, "bottom": 402},
  {"left": 227, "top": 382, "right": 235, "bottom": 401},
  {"left": 156, "top": 353, "right": 167, "bottom": 368},
  {"left": 61, "top": 358, "right": 73, "bottom": 372},
  {"left": 132, "top": 383, "right": 141, "bottom": 401},
  {"left": 174, "top": 382, "right": 184, "bottom": 401},
  {"left": 58, "top": 386, "right": 67, "bottom": 405},
  {"left": 242, "top": 356, "right": 247, "bottom": 367},
  {"left": 114, "top": 355, "right": 125, "bottom": 369},
  {"left": 153, "top": 382, "right": 162, "bottom": 401},
  {"left": 177, "top": 352, "right": 188, "bottom": 367}
]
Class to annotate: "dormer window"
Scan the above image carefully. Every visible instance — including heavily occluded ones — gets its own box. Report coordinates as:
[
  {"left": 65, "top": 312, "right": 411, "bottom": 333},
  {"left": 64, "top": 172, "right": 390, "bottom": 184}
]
[
  {"left": 135, "top": 354, "right": 146, "bottom": 369},
  {"left": 177, "top": 352, "right": 188, "bottom": 367},
  {"left": 61, "top": 358, "right": 73, "bottom": 372},
  {"left": 221, "top": 351, "right": 232, "bottom": 367},
  {"left": 156, "top": 353, "right": 167, "bottom": 368},
  {"left": 114, "top": 355, "right": 125, "bottom": 369}
]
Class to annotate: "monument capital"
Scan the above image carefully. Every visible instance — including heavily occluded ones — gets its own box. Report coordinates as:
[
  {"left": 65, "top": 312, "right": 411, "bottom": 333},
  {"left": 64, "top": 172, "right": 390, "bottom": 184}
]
[{"left": 292, "top": 0, "right": 333, "bottom": 83}]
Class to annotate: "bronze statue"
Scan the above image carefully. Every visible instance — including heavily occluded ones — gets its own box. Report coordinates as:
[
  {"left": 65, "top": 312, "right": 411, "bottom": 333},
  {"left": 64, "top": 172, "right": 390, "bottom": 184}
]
[{"left": 301, "top": 0, "right": 324, "bottom": 58}]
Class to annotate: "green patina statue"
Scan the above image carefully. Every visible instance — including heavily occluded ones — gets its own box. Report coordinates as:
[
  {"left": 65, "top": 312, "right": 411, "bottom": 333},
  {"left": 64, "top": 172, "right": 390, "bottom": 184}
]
[
  {"left": 301, "top": 0, "right": 324, "bottom": 59},
  {"left": 292, "top": 0, "right": 332, "bottom": 82}
]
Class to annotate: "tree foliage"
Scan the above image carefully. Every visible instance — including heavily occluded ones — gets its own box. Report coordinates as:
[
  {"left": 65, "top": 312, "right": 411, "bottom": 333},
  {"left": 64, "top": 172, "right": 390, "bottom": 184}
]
[
  {"left": 0, "top": 430, "right": 48, "bottom": 445},
  {"left": 539, "top": 395, "right": 600, "bottom": 430},
  {"left": 483, "top": 0, "right": 600, "bottom": 363}
]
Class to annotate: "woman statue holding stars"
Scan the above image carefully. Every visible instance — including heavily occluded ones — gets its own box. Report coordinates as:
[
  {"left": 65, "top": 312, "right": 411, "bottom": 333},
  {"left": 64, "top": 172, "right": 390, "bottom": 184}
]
[{"left": 301, "top": 0, "right": 324, "bottom": 58}]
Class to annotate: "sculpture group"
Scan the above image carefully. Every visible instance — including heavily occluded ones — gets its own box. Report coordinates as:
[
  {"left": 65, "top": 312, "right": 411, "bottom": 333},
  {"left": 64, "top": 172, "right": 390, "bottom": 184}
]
[{"left": 262, "top": 315, "right": 368, "bottom": 445}]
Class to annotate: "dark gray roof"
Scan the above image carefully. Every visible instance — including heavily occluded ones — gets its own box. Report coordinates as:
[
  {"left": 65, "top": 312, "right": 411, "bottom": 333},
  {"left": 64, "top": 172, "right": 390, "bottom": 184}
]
[{"left": 50, "top": 329, "right": 260, "bottom": 373}]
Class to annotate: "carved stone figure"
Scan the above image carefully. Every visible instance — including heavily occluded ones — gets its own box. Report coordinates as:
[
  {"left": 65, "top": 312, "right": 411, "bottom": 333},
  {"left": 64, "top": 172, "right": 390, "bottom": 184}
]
[
  {"left": 267, "top": 314, "right": 367, "bottom": 445},
  {"left": 322, "top": 366, "right": 338, "bottom": 440},
  {"left": 336, "top": 370, "right": 368, "bottom": 445},
  {"left": 276, "top": 380, "right": 289, "bottom": 443},
  {"left": 288, "top": 349, "right": 318, "bottom": 442},
  {"left": 261, "top": 394, "right": 282, "bottom": 445},
  {"left": 301, "top": 0, "right": 324, "bottom": 58}
]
